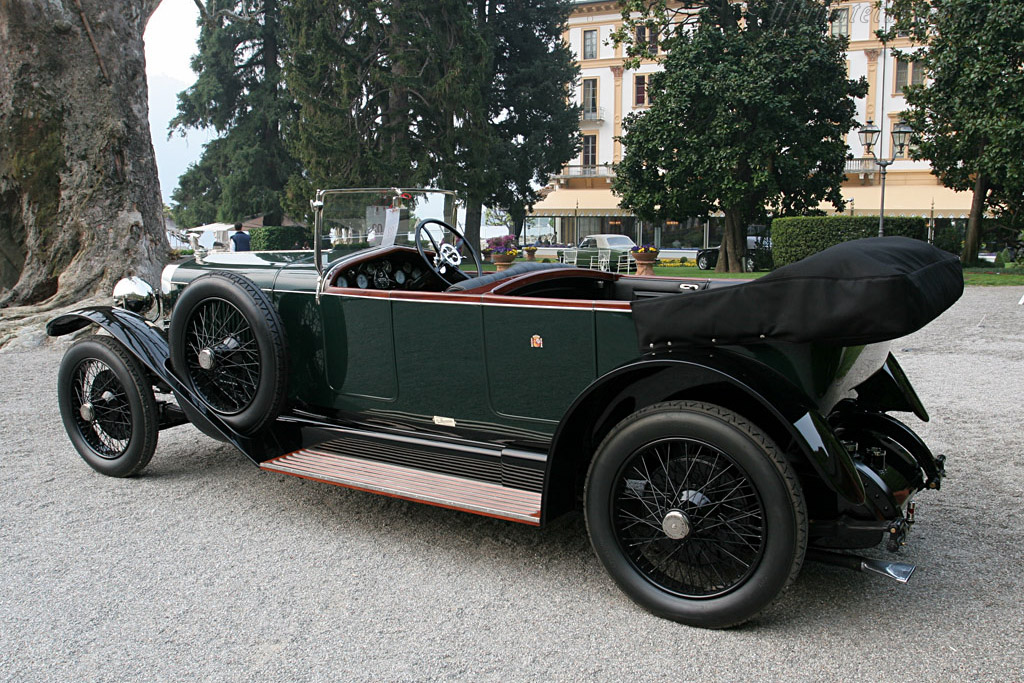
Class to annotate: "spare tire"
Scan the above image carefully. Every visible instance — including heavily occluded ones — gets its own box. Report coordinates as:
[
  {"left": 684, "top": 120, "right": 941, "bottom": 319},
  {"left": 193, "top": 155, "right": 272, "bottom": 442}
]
[{"left": 169, "top": 271, "right": 288, "bottom": 434}]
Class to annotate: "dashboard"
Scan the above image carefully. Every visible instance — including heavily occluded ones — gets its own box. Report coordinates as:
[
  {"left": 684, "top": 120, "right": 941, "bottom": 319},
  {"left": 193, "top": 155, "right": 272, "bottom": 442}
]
[{"left": 331, "top": 252, "right": 437, "bottom": 291}]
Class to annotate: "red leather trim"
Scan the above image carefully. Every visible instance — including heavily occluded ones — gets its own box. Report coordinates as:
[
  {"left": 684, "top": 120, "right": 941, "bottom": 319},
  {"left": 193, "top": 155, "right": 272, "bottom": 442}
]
[{"left": 488, "top": 267, "right": 614, "bottom": 295}]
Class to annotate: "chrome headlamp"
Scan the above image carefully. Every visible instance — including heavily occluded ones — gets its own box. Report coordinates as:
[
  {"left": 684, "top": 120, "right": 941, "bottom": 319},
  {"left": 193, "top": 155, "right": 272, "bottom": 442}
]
[{"left": 112, "top": 276, "right": 155, "bottom": 314}]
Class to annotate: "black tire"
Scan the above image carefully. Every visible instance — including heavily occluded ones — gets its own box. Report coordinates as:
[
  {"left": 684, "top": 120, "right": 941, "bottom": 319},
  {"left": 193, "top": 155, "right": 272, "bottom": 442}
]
[
  {"left": 58, "top": 336, "right": 158, "bottom": 477},
  {"left": 743, "top": 255, "right": 755, "bottom": 273},
  {"left": 584, "top": 401, "right": 807, "bottom": 628},
  {"left": 696, "top": 253, "right": 711, "bottom": 270},
  {"left": 169, "top": 272, "right": 288, "bottom": 435}
]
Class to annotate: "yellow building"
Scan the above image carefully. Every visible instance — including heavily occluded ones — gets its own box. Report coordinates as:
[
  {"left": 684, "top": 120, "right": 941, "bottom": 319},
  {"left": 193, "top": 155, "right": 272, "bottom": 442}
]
[{"left": 529, "top": 1, "right": 974, "bottom": 248}]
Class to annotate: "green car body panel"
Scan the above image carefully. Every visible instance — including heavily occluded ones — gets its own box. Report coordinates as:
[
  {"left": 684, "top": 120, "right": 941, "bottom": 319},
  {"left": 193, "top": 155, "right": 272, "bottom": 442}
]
[{"left": 162, "top": 247, "right": 901, "bottom": 518}]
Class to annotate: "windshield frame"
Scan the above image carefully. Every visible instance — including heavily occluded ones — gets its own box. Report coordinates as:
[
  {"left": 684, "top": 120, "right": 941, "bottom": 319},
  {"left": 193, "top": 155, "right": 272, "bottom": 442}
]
[{"left": 312, "top": 188, "right": 458, "bottom": 275}]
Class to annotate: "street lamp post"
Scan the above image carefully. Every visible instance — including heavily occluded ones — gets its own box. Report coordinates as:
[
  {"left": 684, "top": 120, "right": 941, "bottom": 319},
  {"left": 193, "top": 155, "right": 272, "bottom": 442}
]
[{"left": 858, "top": 119, "right": 914, "bottom": 237}]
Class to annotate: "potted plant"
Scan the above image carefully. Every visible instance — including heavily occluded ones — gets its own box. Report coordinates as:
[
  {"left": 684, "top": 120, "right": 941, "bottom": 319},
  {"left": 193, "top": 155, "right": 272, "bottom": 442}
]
[
  {"left": 486, "top": 235, "right": 518, "bottom": 269},
  {"left": 631, "top": 244, "right": 659, "bottom": 275},
  {"left": 524, "top": 245, "right": 538, "bottom": 261},
  {"left": 492, "top": 247, "right": 518, "bottom": 270}
]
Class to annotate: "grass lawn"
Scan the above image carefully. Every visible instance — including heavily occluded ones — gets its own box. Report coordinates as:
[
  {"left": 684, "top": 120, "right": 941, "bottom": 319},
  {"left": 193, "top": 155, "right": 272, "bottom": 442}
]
[
  {"left": 465, "top": 261, "right": 1024, "bottom": 285},
  {"left": 961, "top": 267, "right": 1024, "bottom": 286}
]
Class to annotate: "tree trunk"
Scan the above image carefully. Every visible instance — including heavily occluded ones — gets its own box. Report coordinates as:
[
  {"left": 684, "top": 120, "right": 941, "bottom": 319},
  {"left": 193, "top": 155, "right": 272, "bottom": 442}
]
[
  {"left": 717, "top": 208, "right": 745, "bottom": 273},
  {"left": 261, "top": 0, "right": 283, "bottom": 226},
  {"left": 464, "top": 198, "right": 483, "bottom": 259},
  {"left": 508, "top": 204, "right": 526, "bottom": 241},
  {"left": 0, "top": 0, "right": 166, "bottom": 308},
  {"left": 962, "top": 172, "right": 988, "bottom": 266}
]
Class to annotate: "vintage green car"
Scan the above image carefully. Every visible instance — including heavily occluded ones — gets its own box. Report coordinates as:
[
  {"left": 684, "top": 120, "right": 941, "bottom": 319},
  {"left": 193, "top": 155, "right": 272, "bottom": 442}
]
[
  {"left": 48, "top": 188, "right": 963, "bottom": 628},
  {"left": 560, "top": 233, "right": 638, "bottom": 271}
]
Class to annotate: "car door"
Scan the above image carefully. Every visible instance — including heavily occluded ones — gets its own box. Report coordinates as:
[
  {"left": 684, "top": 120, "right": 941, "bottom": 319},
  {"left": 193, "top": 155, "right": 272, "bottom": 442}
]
[
  {"left": 577, "top": 237, "right": 598, "bottom": 267},
  {"left": 388, "top": 291, "right": 494, "bottom": 435},
  {"left": 480, "top": 296, "right": 597, "bottom": 424}
]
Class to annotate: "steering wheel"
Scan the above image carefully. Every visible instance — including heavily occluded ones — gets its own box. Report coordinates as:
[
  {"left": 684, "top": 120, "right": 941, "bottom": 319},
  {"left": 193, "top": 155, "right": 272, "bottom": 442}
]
[{"left": 414, "top": 218, "right": 483, "bottom": 288}]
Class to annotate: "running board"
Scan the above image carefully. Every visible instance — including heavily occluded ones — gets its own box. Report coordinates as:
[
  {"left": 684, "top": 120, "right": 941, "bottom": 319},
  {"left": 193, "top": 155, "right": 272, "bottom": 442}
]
[{"left": 261, "top": 447, "right": 542, "bottom": 525}]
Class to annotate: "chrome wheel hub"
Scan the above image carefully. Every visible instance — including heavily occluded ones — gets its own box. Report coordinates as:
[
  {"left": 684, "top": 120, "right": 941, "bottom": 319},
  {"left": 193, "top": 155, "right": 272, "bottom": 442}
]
[
  {"left": 662, "top": 509, "right": 692, "bottom": 540},
  {"left": 79, "top": 402, "right": 95, "bottom": 423},
  {"left": 198, "top": 348, "right": 215, "bottom": 370}
]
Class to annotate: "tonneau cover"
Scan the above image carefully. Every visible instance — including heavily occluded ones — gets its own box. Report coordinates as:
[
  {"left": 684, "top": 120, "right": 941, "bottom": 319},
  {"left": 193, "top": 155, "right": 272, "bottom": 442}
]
[{"left": 631, "top": 237, "right": 963, "bottom": 349}]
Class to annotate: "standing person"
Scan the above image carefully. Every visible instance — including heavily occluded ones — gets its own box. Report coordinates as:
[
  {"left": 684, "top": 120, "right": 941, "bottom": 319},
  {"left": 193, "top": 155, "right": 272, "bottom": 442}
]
[{"left": 230, "top": 223, "right": 251, "bottom": 252}]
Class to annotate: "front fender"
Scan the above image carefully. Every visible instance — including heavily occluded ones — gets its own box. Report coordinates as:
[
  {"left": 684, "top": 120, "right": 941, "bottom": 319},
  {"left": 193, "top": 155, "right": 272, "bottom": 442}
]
[
  {"left": 47, "top": 307, "right": 294, "bottom": 463},
  {"left": 542, "top": 354, "right": 865, "bottom": 521}
]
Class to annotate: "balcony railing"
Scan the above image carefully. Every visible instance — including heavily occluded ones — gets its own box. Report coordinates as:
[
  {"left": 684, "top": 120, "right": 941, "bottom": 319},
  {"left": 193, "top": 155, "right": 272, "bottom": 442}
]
[
  {"left": 581, "top": 107, "right": 605, "bottom": 123},
  {"left": 845, "top": 157, "right": 878, "bottom": 176},
  {"left": 553, "top": 164, "right": 616, "bottom": 179}
]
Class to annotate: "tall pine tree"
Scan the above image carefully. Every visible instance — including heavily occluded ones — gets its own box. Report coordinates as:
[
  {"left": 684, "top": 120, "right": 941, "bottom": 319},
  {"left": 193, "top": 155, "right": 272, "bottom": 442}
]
[
  {"left": 442, "top": 0, "right": 580, "bottom": 245},
  {"left": 282, "top": 0, "right": 488, "bottom": 219},
  {"left": 170, "top": 0, "right": 297, "bottom": 227}
]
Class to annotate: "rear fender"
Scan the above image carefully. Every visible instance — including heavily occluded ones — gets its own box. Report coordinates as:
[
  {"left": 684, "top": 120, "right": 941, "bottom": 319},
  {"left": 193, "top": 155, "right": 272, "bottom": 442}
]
[
  {"left": 854, "top": 353, "right": 929, "bottom": 421},
  {"left": 829, "top": 406, "right": 945, "bottom": 489},
  {"left": 542, "top": 355, "right": 866, "bottom": 522},
  {"left": 47, "top": 307, "right": 295, "bottom": 463}
]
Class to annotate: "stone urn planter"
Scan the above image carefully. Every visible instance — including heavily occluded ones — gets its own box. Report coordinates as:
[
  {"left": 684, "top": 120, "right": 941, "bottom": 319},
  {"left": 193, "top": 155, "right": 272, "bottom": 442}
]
[
  {"left": 524, "top": 248, "right": 538, "bottom": 261},
  {"left": 632, "top": 249, "right": 659, "bottom": 276},
  {"left": 493, "top": 252, "right": 516, "bottom": 271}
]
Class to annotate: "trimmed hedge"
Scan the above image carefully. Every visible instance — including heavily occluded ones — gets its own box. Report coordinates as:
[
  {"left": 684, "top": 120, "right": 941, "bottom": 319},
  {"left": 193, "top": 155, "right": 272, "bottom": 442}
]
[
  {"left": 771, "top": 216, "right": 928, "bottom": 267},
  {"left": 250, "top": 225, "right": 310, "bottom": 251}
]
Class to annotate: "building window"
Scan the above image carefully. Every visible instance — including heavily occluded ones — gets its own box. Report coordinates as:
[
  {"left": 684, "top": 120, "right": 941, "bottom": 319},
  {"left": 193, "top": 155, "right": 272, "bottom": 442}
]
[
  {"left": 635, "top": 26, "right": 658, "bottom": 56},
  {"left": 582, "top": 135, "right": 597, "bottom": 169},
  {"left": 830, "top": 7, "right": 849, "bottom": 38},
  {"left": 582, "top": 78, "right": 598, "bottom": 118},
  {"left": 895, "top": 57, "right": 924, "bottom": 92},
  {"left": 583, "top": 29, "right": 598, "bottom": 60},
  {"left": 635, "top": 74, "right": 651, "bottom": 107}
]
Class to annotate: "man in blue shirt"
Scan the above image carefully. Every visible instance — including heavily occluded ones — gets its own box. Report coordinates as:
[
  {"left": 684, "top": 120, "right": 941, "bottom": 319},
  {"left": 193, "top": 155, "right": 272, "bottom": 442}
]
[{"left": 230, "top": 223, "right": 251, "bottom": 251}]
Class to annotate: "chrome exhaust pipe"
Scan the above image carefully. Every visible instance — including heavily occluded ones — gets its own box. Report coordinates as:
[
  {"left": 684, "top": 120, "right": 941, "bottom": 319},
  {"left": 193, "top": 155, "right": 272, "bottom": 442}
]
[{"left": 806, "top": 549, "right": 916, "bottom": 583}]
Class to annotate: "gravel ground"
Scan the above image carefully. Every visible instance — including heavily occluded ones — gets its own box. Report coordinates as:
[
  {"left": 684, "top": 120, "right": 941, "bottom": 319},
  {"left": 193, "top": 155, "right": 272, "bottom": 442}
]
[{"left": 1, "top": 286, "right": 1022, "bottom": 682}]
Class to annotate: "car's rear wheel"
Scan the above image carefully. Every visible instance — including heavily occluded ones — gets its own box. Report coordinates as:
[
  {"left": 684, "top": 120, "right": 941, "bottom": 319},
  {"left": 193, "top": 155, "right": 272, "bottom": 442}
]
[
  {"left": 696, "top": 252, "right": 711, "bottom": 270},
  {"left": 169, "top": 272, "right": 288, "bottom": 434},
  {"left": 58, "top": 336, "right": 158, "bottom": 477},
  {"left": 584, "top": 401, "right": 807, "bottom": 628}
]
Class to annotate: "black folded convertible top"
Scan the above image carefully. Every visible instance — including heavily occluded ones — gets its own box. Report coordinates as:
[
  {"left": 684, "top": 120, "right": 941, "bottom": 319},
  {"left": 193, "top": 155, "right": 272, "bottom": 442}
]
[{"left": 632, "top": 237, "right": 963, "bottom": 349}]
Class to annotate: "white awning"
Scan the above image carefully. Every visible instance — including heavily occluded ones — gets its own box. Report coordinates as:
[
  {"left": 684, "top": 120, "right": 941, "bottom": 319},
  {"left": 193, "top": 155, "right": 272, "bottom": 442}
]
[
  {"left": 529, "top": 188, "right": 634, "bottom": 217},
  {"left": 831, "top": 184, "right": 974, "bottom": 217}
]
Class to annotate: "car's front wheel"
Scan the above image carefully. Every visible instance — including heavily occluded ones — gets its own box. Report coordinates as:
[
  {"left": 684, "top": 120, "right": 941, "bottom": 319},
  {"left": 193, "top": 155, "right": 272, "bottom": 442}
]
[
  {"left": 58, "top": 336, "right": 158, "bottom": 477},
  {"left": 696, "top": 252, "right": 711, "bottom": 270},
  {"left": 169, "top": 272, "right": 288, "bottom": 435},
  {"left": 584, "top": 401, "right": 807, "bottom": 628}
]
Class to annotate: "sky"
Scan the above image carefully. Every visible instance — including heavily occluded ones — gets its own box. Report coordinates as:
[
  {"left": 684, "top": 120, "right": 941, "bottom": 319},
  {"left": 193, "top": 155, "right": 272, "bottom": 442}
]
[{"left": 144, "top": 1, "right": 214, "bottom": 205}]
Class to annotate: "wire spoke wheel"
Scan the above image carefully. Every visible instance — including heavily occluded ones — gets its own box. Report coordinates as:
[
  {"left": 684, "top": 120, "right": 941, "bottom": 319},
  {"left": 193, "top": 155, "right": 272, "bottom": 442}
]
[
  {"left": 182, "top": 297, "right": 260, "bottom": 414},
  {"left": 585, "top": 401, "right": 806, "bottom": 628},
  {"left": 58, "top": 336, "right": 158, "bottom": 477},
  {"left": 71, "top": 359, "right": 133, "bottom": 457},
  {"left": 612, "top": 438, "right": 765, "bottom": 598},
  {"left": 169, "top": 272, "right": 288, "bottom": 435}
]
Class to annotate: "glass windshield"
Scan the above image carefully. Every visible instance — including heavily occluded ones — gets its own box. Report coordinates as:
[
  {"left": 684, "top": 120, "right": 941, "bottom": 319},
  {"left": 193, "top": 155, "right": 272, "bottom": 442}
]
[
  {"left": 318, "top": 188, "right": 458, "bottom": 249},
  {"left": 605, "top": 236, "right": 635, "bottom": 248}
]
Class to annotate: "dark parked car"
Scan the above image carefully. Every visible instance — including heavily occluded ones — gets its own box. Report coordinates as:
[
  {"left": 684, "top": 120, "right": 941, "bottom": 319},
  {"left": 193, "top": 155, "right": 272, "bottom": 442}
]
[
  {"left": 49, "top": 188, "right": 963, "bottom": 628},
  {"left": 696, "top": 230, "right": 773, "bottom": 271}
]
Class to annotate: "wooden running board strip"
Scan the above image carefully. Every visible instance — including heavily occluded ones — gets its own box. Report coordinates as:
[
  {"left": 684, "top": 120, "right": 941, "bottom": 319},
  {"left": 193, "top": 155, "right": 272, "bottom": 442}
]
[{"left": 261, "top": 448, "right": 542, "bottom": 525}]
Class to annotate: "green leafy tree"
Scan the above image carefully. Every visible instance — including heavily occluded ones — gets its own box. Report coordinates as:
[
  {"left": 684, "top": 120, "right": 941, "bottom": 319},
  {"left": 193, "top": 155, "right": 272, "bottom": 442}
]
[
  {"left": 441, "top": 0, "right": 580, "bottom": 245},
  {"left": 282, "top": 0, "right": 488, "bottom": 220},
  {"left": 170, "top": 0, "right": 298, "bottom": 228},
  {"left": 884, "top": 0, "right": 1024, "bottom": 265},
  {"left": 613, "top": 0, "right": 866, "bottom": 271}
]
